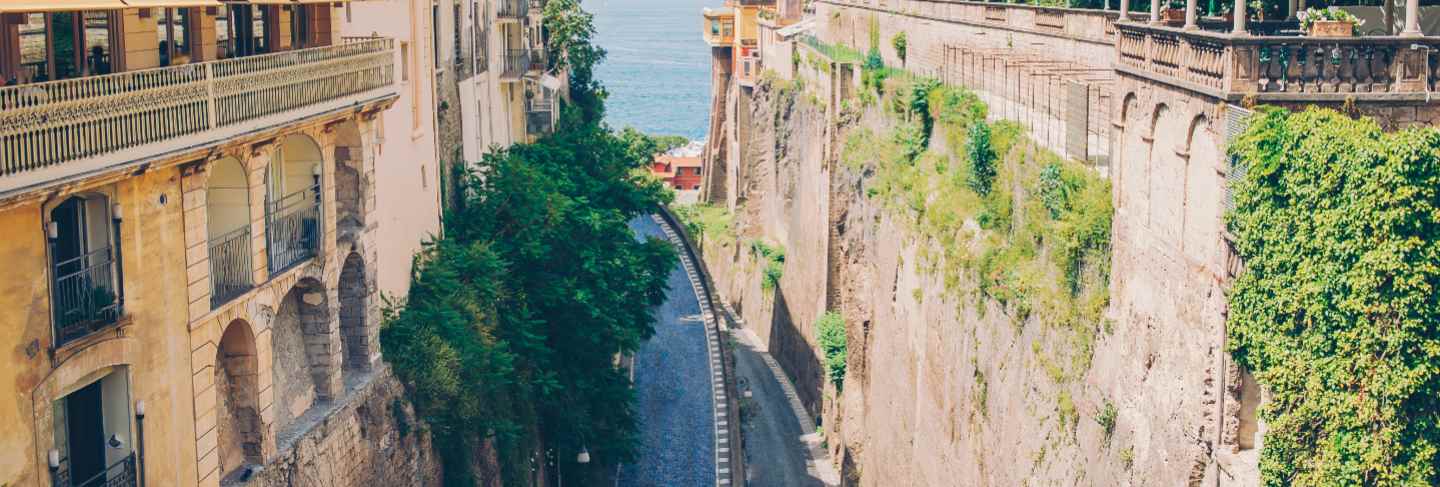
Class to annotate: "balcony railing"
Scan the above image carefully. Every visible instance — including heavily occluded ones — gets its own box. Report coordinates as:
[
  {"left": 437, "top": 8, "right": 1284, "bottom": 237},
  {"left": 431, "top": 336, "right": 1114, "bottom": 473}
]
[
  {"left": 53, "top": 451, "right": 137, "bottom": 487},
  {"left": 266, "top": 184, "right": 321, "bottom": 275},
  {"left": 1116, "top": 23, "right": 1440, "bottom": 101},
  {"left": 51, "top": 245, "right": 123, "bottom": 348},
  {"left": 819, "top": 0, "right": 1137, "bottom": 45},
  {"left": 497, "top": 0, "right": 527, "bottom": 19},
  {"left": 209, "top": 226, "right": 254, "bottom": 309},
  {"left": 501, "top": 49, "right": 530, "bottom": 79},
  {"left": 0, "top": 38, "right": 395, "bottom": 185},
  {"left": 527, "top": 49, "right": 546, "bottom": 72}
]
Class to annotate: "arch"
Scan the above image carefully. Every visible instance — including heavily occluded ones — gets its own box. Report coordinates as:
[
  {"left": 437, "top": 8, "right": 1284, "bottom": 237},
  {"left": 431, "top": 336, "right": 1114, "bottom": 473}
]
[
  {"left": 47, "top": 190, "right": 123, "bottom": 344},
  {"left": 269, "top": 277, "right": 335, "bottom": 431},
  {"left": 1146, "top": 104, "right": 1186, "bottom": 246},
  {"left": 1182, "top": 114, "right": 1223, "bottom": 267},
  {"left": 333, "top": 121, "right": 364, "bottom": 240},
  {"left": 338, "top": 252, "right": 370, "bottom": 383},
  {"left": 1115, "top": 93, "right": 1139, "bottom": 210},
  {"left": 215, "top": 319, "right": 262, "bottom": 478},
  {"left": 207, "top": 157, "right": 255, "bottom": 308},
  {"left": 266, "top": 134, "right": 325, "bottom": 274}
]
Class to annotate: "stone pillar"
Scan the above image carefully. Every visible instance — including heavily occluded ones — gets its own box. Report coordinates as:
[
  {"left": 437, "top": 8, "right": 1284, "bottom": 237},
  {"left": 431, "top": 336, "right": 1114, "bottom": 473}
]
[
  {"left": 1120, "top": 0, "right": 1130, "bottom": 20},
  {"left": 1185, "top": 0, "right": 1198, "bottom": 28},
  {"left": 1151, "top": 0, "right": 1162, "bottom": 23},
  {"left": 1402, "top": 0, "right": 1422, "bottom": 36}
]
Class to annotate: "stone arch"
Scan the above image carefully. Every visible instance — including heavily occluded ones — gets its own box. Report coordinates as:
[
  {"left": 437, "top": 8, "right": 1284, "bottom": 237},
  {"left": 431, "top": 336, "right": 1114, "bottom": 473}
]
[
  {"left": 29, "top": 336, "right": 139, "bottom": 479},
  {"left": 266, "top": 134, "right": 326, "bottom": 274},
  {"left": 1115, "top": 92, "right": 1139, "bottom": 211},
  {"left": 215, "top": 319, "right": 262, "bottom": 478},
  {"left": 1181, "top": 114, "right": 1223, "bottom": 268},
  {"left": 1120, "top": 97, "right": 1152, "bottom": 222},
  {"left": 338, "top": 251, "right": 372, "bottom": 382},
  {"left": 333, "top": 120, "right": 364, "bottom": 242},
  {"left": 269, "top": 276, "right": 336, "bottom": 431},
  {"left": 1146, "top": 103, "right": 1186, "bottom": 246}
]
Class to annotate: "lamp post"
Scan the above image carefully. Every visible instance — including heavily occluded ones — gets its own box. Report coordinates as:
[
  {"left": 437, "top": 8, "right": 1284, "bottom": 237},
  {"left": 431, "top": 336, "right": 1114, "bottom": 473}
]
[{"left": 136, "top": 400, "right": 147, "bottom": 487}]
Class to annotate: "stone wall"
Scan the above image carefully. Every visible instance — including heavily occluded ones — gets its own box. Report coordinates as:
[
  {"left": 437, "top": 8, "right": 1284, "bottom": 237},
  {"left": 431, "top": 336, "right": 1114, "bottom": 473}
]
[{"left": 245, "top": 368, "right": 443, "bottom": 487}]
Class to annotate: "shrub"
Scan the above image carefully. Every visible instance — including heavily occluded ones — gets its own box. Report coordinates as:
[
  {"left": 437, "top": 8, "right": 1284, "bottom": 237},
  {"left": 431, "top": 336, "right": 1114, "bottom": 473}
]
[
  {"left": 816, "top": 311, "right": 848, "bottom": 390},
  {"left": 892, "top": 31, "right": 908, "bottom": 64},
  {"left": 966, "top": 122, "right": 996, "bottom": 195},
  {"left": 1095, "top": 400, "right": 1117, "bottom": 446}
]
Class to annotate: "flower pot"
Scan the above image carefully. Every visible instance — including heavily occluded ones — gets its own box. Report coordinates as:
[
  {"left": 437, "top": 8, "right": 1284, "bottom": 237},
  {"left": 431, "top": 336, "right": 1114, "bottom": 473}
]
[
  {"left": 1309, "top": 20, "right": 1354, "bottom": 37},
  {"left": 1162, "top": 8, "right": 1186, "bottom": 23}
]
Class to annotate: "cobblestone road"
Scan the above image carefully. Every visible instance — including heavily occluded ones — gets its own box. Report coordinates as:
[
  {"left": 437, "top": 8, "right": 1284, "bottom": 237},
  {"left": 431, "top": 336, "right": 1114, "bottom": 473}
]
[{"left": 617, "top": 216, "right": 717, "bottom": 486}]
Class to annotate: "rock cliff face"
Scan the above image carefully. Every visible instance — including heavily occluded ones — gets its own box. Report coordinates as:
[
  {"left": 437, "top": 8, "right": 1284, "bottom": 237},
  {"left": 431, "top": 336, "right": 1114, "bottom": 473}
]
[
  {"left": 701, "top": 72, "right": 1235, "bottom": 485},
  {"left": 247, "top": 368, "right": 443, "bottom": 487}
]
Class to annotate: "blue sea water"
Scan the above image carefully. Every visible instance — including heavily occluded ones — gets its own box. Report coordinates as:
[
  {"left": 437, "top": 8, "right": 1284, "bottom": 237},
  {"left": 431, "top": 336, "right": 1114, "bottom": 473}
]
[{"left": 592, "top": 0, "right": 723, "bottom": 141}]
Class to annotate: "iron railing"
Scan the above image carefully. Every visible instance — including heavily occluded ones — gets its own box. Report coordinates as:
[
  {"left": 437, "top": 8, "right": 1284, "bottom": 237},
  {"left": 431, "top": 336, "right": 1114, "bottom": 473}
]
[
  {"left": 526, "top": 49, "right": 546, "bottom": 72},
  {"left": 209, "top": 226, "right": 254, "bottom": 309},
  {"left": 266, "top": 184, "right": 321, "bottom": 275},
  {"left": 501, "top": 49, "right": 530, "bottom": 79},
  {"left": 497, "top": 0, "right": 527, "bottom": 19},
  {"left": 51, "top": 245, "right": 123, "bottom": 347},
  {"left": 53, "top": 451, "right": 137, "bottom": 487}
]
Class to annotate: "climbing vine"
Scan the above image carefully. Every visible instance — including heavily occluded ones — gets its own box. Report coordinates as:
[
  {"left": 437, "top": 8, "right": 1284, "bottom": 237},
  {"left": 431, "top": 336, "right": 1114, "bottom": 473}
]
[{"left": 1227, "top": 106, "right": 1440, "bottom": 487}]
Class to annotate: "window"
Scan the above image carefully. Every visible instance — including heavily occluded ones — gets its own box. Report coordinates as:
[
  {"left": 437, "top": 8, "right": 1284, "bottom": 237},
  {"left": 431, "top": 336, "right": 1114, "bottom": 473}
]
[
  {"left": 158, "top": 8, "right": 193, "bottom": 67},
  {"left": 453, "top": 4, "right": 461, "bottom": 67},
  {"left": 290, "top": 5, "right": 311, "bottom": 49},
  {"left": 52, "top": 369, "right": 135, "bottom": 487},
  {"left": 48, "top": 193, "right": 123, "bottom": 346},
  {"left": 431, "top": 1, "right": 440, "bottom": 70},
  {"left": 400, "top": 41, "right": 411, "bottom": 81}
]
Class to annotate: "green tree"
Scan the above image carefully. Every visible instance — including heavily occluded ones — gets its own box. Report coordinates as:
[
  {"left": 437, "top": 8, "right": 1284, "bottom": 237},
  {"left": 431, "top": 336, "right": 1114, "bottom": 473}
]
[
  {"left": 816, "top": 312, "right": 848, "bottom": 390},
  {"left": 891, "top": 31, "right": 908, "bottom": 65}
]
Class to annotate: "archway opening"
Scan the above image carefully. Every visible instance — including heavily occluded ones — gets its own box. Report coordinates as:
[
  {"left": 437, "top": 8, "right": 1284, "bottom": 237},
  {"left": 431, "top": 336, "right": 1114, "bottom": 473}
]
[
  {"left": 215, "top": 319, "right": 262, "bottom": 478},
  {"left": 207, "top": 157, "right": 254, "bottom": 308},
  {"left": 271, "top": 278, "right": 333, "bottom": 431},
  {"left": 267, "top": 134, "right": 324, "bottom": 274},
  {"left": 338, "top": 252, "right": 369, "bottom": 385},
  {"left": 48, "top": 192, "right": 123, "bottom": 344}
]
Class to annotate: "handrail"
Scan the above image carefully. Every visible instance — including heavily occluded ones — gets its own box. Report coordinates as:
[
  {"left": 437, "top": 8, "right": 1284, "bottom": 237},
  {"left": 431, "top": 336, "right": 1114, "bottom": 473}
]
[
  {"left": 209, "top": 225, "right": 254, "bottom": 309},
  {"left": 266, "top": 184, "right": 321, "bottom": 275},
  {"left": 52, "top": 244, "right": 123, "bottom": 347},
  {"left": 0, "top": 38, "right": 395, "bottom": 180}
]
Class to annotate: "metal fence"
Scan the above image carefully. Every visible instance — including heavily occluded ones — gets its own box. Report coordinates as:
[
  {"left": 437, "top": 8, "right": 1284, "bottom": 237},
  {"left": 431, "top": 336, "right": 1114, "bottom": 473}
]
[
  {"left": 209, "top": 225, "right": 254, "bottom": 309},
  {"left": 51, "top": 245, "right": 123, "bottom": 347},
  {"left": 265, "top": 184, "right": 321, "bottom": 275},
  {"left": 53, "top": 451, "right": 137, "bottom": 487},
  {"left": 940, "top": 45, "right": 1114, "bottom": 170}
]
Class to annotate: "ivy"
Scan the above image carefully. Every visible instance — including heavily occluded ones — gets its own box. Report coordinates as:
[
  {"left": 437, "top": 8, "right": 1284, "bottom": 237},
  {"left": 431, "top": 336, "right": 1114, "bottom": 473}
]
[{"left": 1227, "top": 106, "right": 1440, "bottom": 487}]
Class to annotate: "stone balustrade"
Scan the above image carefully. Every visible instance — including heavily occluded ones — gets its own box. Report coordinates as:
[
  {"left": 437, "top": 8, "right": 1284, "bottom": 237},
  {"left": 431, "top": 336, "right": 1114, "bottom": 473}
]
[
  {"left": 1116, "top": 22, "right": 1440, "bottom": 101},
  {"left": 821, "top": 0, "right": 1147, "bottom": 44},
  {"left": 0, "top": 38, "right": 396, "bottom": 185}
]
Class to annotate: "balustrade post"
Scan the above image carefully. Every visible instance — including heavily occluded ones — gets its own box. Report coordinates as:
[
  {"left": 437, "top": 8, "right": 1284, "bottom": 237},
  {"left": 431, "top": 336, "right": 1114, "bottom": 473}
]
[
  {"left": 1119, "top": 0, "right": 1129, "bottom": 19},
  {"left": 1288, "top": 0, "right": 1298, "bottom": 21},
  {"left": 1150, "top": 0, "right": 1162, "bottom": 23},
  {"left": 1185, "top": 0, "right": 1198, "bottom": 29},
  {"left": 204, "top": 63, "right": 218, "bottom": 129}
]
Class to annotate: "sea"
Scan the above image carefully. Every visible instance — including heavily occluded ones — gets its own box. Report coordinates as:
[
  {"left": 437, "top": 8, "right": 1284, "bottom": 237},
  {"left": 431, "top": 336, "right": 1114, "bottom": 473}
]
[{"left": 592, "top": 0, "right": 723, "bottom": 142}]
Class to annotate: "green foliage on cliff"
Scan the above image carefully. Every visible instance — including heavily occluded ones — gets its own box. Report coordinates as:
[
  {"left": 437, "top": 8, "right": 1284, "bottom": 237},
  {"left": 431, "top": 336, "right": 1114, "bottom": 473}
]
[
  {"left": 674, "top": 203, "right": 734, "bottom": 247},
  {"left": 840, "top": 77, "right": 1111, "bottom": 385},
  {"left": 816, "top": 311, "right": 848, "bottom": 390},
  {"left": 966, "top": 122, "right": 996, "bottom": 196},
  {"left": 891, "top": 31, "right": 908, "bottom": 64},
  {"left": 1227, "top": 107, "right": 1440, "bottom": 487},
  {"left": 750, "top": 240, "right": 787, "bottom": 291}
]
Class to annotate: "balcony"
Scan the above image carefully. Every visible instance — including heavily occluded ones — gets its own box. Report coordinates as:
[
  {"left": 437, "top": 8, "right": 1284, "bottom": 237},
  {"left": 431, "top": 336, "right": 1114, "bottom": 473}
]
[
  {"left": 49, "top": 193, "right": 123, "bottom": 348},
  {"left": 527, "top": 49, "right": 547, "bottom": 73},
  {"left": 501, "top": 49, "right": 531, "bottom": 81},
  {"left": 498, "top": 0, "right": 528, "bottom": 21},
  {"left": 209, "top": 226, "right": 254, "bottom": 309},
  {"left": 266, "top": 183, "right": 321, "bottom": 276},
  {"left": 53, "top": 451, "right": 137, "bottom": 487},
  {"left": 1115, "top": 23, "right": 1440, "bottom": 103},
  {"left": 704, "top": 10, "right": 737, "bottom": 47},
  {"left": 0, "top": 38, "right": 397, "bottom": 196}
]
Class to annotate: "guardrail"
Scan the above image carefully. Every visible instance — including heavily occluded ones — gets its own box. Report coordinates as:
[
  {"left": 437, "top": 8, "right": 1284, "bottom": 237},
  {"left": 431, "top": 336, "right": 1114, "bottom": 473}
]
[
  {"left": 497, "top": 0, "right": 527, "bottom": 19},
  {"left": 209, "top": 226, "right": 255, "bottom": 309},
  {"left": 0, "top": 38, "right": 395, "bottom": 180},
  {"left": 501, "top": 49, "right": 530, "bottom": 79},
  {"left": 820, "top": 0, "right": 1142, "bottom": 44},
  {"left": 266, "top": 184, "right": 321, "bottom": 275},
  {"left": 51, "top": 245, "right": 123, "bottom": 347}
]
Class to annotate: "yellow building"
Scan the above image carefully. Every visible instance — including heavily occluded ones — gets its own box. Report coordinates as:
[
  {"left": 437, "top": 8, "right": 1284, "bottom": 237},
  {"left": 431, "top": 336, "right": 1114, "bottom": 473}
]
[
  {"left": 0, "top": 1, "right": 398, "bottom": 486},
  {"left": 702, "top": 0, "right": 789, "bottom": 87}
]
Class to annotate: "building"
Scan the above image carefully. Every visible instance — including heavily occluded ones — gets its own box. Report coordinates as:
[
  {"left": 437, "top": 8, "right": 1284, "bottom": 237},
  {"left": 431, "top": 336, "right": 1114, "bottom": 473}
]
[
  {"left": 0, "top": 1, "right": 405, "bottom": 486},
  {"left": 651, "top": 142, "right": 705, "bottom": 204}
]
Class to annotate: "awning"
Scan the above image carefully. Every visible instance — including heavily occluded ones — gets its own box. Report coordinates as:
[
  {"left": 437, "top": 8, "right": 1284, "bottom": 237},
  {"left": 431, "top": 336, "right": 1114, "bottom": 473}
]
[
  {"left": 122, "top": 0, "right": 225, "bottom": 7},
  {"left": 702, "top": 7, "right": 733, "bottom": 18},
  {"left": 776, "top": 18, "right": 815, "bottom": 39},
  {"left": 0, "top": 0, "right": 128, "bottom": 12}
]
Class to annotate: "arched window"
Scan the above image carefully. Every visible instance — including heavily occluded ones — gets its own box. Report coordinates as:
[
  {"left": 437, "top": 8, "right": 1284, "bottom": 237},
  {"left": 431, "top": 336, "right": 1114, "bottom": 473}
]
[
  {"left": 48, "top": 193, "right": 123, "bottom": 347},
  {"left": 208, "top": 157, "right": 254, "bottom": 309},
  {"left": 266, "top": 135, "right": 324, "bottom": 274}
]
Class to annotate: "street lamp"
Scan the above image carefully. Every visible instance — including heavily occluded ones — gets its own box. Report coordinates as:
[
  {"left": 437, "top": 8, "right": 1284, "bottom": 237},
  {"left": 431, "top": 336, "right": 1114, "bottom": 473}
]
[{"left": 576, "top": 446, "right": 590, "bottom": 464}]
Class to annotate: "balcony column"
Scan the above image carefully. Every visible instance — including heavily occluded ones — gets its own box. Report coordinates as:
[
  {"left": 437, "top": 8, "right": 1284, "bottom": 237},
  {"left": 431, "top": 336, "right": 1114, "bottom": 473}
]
[
  {"left": 1151, "top": 0, "right": 1162, "bottom": 23},
  {"left": 1119, "top": 0, "right": 1130, "bottom": 19},
  {"left": 1233, "top": 0, "right": 1248, "bottom": 33},
  {"left": 1185, "top": 0, "right": 1198, "bottom": 28},
  {"left": 1402, "top": 0, "right": 1422, "bottom": 36},
  {"left": 1287, "top": 0, "right": 1298, "bottom": 20}
]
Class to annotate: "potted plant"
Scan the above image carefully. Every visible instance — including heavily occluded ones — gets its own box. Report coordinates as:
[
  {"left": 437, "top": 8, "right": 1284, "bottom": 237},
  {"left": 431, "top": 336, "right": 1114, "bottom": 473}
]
[
  {"left": 1162, "top": 0, "right": 1187, "bottom": 23},
  {"left": 1249, "top": 0, "right": 1265, "bottom": 21},
  {"left": 1299, "top": 6, "right": 1362, "bottom": 37}
]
